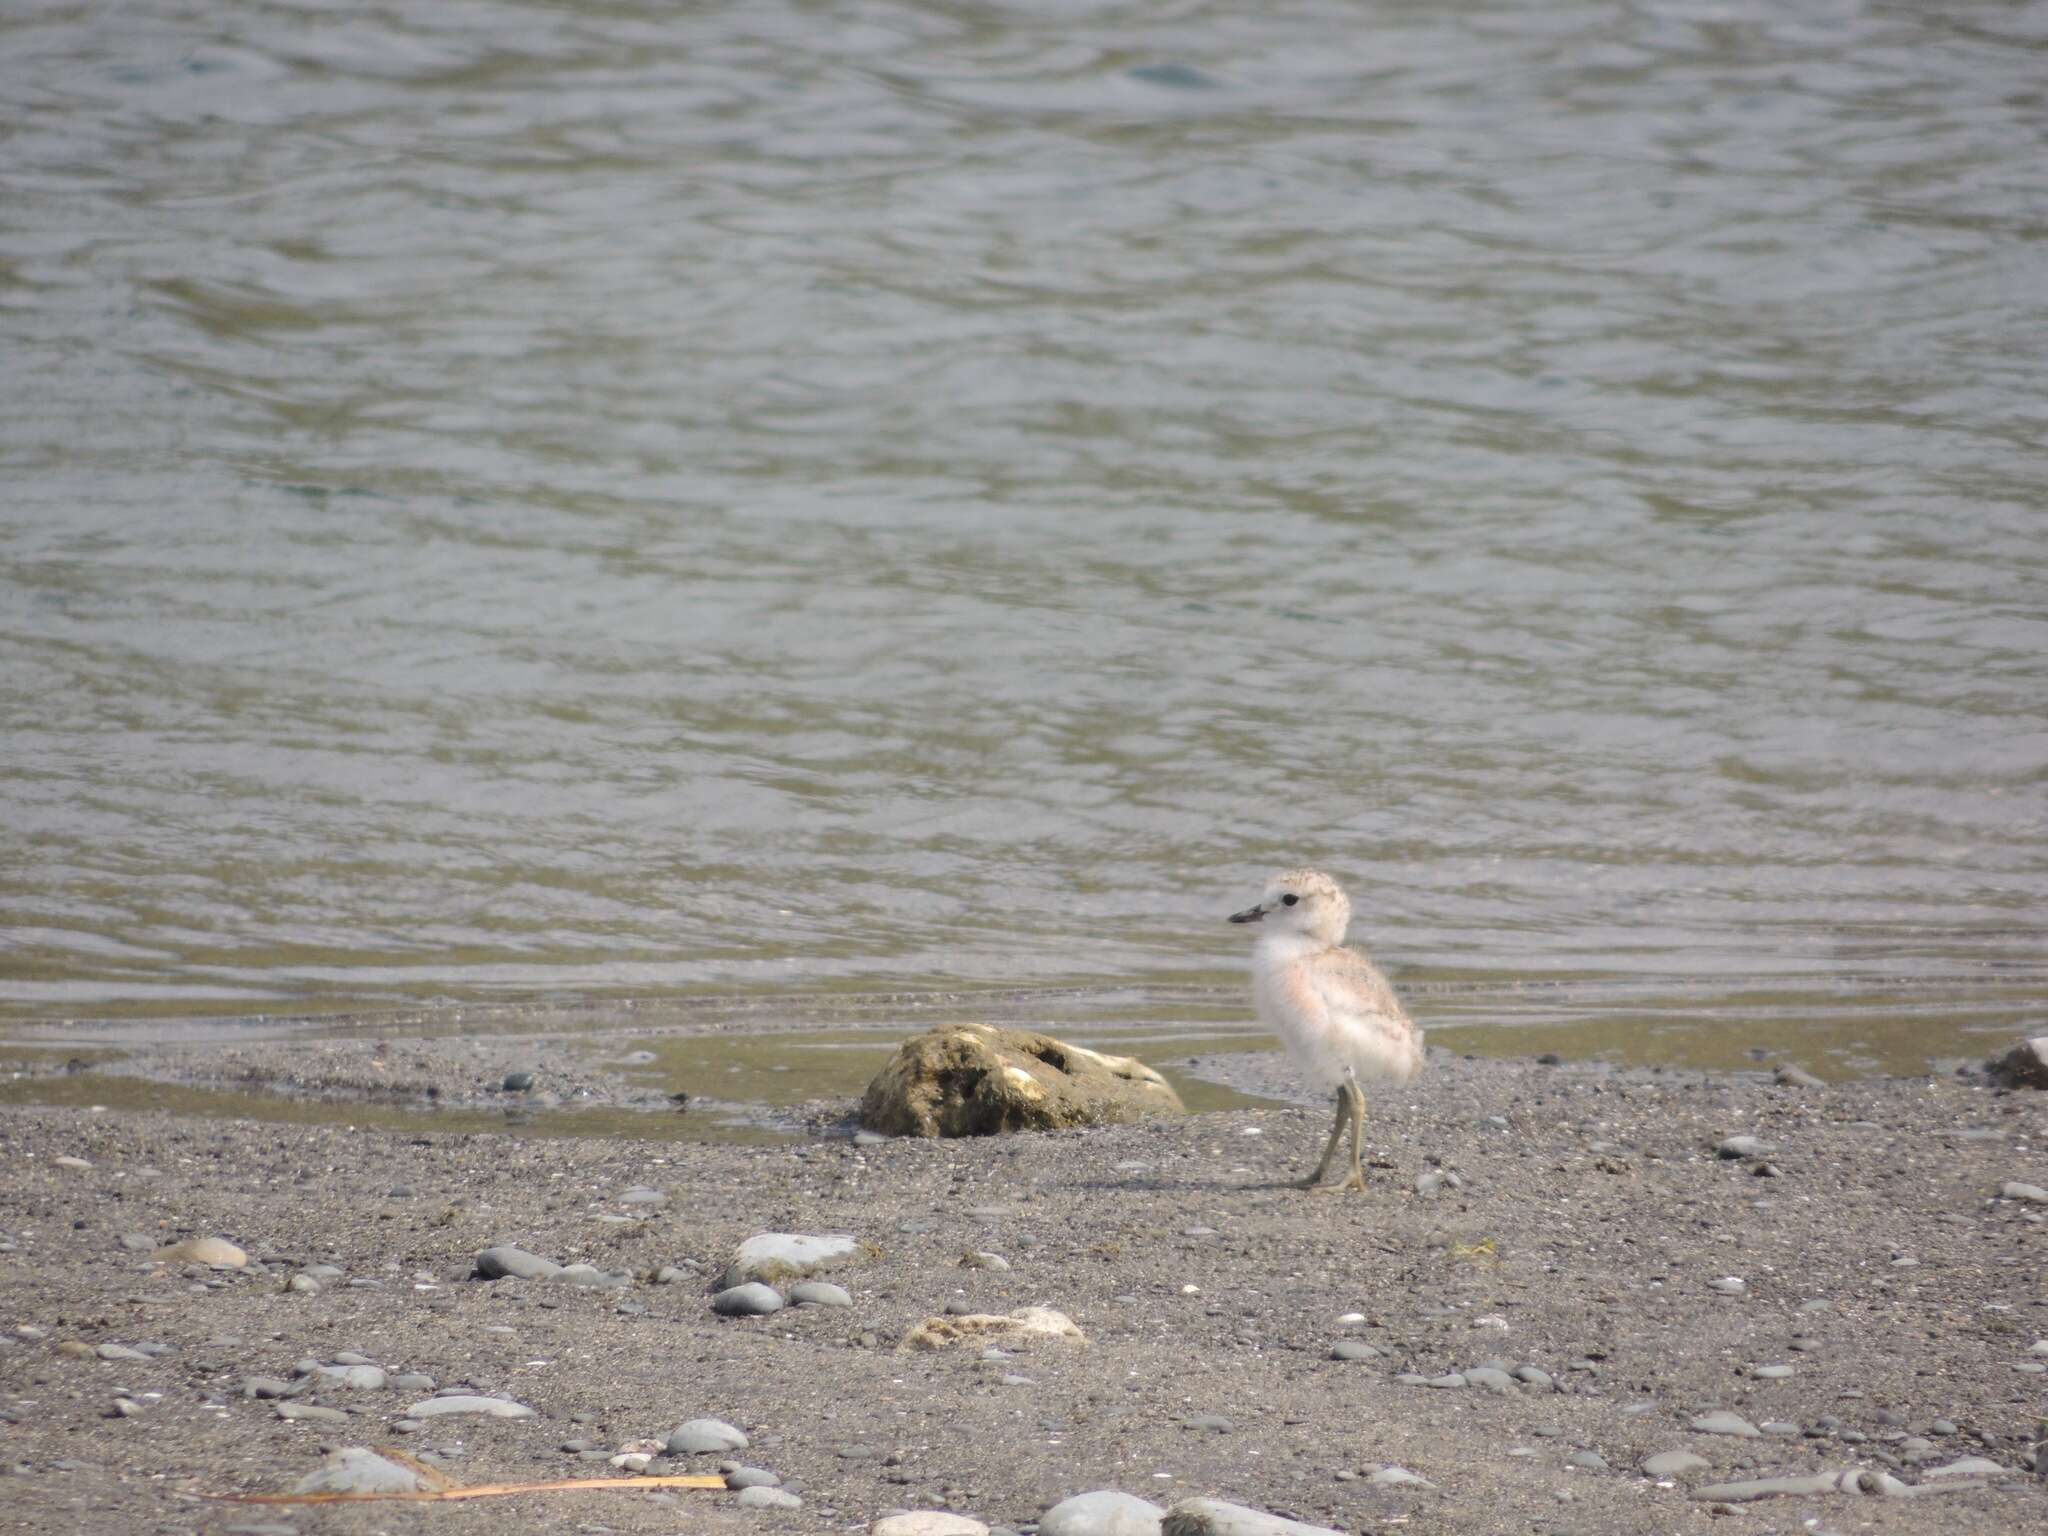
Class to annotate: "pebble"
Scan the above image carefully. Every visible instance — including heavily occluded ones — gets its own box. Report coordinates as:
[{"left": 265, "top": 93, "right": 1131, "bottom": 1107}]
[
  {"left": 875, "top": 1515, "right": 995, "bottom": 1536},
  {"left": 405, "top": 1395, "right": 534, "bottom": 1419},
  {"left": 789, "top": 1281, "right": 852, "bottom": 1307},
  {"left": 1464, "top": 1366, "right": 1516, "bottom": 1394},
  {"left": 2000, "top": 1182, "right": 2048, "bottom": 1203},
  {"left": 668, "top": 1418, "right": 749, "bottom": 1454},
  {"left": 1515, "top": 1366, "right": 1555, "bottom": 1389},
  {"left": 713, "top": 1283, "right": 785, "bottom": 1317},
  {"left": 1707, "top": 1277, "right": 1746, "bottom": 1295},
  {"left": 727, "top": 1467, "right": 782, "bottom": 1489},
  {"left": 620, "top": 1186, "right": 667, "bottom": 1206},
  {"left": 1760, "top": 1421, "right": 1802, "bottom": 1436},
  {"left": 736, "top": 1486, "right": 803, "bottom": 1509},
  {"left": 1642, "top": 1451, "right": 1711, "bottom": 1477},
  {"left": 1568, "top": 1451, "right": 1609, "bottom": 1472},
  {"left": 107, "top": 1397, "right": 141, "bottom": 1419},
  {"left": 1716, "top": 1136, "right": 1774, "bottom": 1160},
  {"left": 1773, "top": 1065, "right": 1825, "bottom": 1088},
  {"left": 1330, "top": 1342, "right": 1380, "bottom": 1362},
  {"left": 95, "top": 1343, "right": 150, "bottom": 1362},
  {"left": 1752, "top": 1364, "right": 1794, "bottom": 1379},
  {"left": 293, "top": 1448, "right": 429, "bottom": 1494},
  {"left": 1690, "top": 1411, "right": 1760, "bottom": 1437},
  {"left": 1426, "top": 1373, "right": 1467, "bottom": 1389},
  {"left": 473, "top": 1245, "right": 562, "bottom": 1281},
  {"left": 1923, "top": 1456, "right": 2005, "bottom": 1479},
  {"left": 287, "top": 1275, "right": 320, "bottom": 1294},
  {"left": 721, "top": 1232, "right": 863, "bottom": 1289},
  {"left": 53, "top": 1155, "right": 92, "bottom": 1170},
  {"left": 1413, "top": 1170, "right": 1461, "bottom": 1197},
  {"left": 1184, "top": 1415, "right": 1234, "bottom": 1432},
  {"left": 1038, "top": 1490, "right": 1164, "bottom": 1536},
  {"left": 962, "top": 1252, "right": 1011, "bottom": 1271},
  {"left": 390, "top": 1373, "right": 435, "bottom": 1392},
  {"left": 242, "top": 1377, "right": 296, "bottom": 1399},
  {"left": 502, "top": 1071, "right": 535, "bottom": 1092}
]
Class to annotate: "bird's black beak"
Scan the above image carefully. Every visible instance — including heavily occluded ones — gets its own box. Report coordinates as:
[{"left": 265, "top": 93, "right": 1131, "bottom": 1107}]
[{"left": 1228, "top": 903, "right": 1264, "bottom": 924}]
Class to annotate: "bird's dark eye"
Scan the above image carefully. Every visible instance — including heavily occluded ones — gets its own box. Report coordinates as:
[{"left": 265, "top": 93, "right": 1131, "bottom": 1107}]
[{"left": 1281, "top": 893, "right": 1299, "bottom": 907}]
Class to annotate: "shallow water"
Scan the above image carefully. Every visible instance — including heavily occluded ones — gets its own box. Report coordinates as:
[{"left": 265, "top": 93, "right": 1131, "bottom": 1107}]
[{"left": 2, "top": 1, "right": 2044, "bottom": 1064}]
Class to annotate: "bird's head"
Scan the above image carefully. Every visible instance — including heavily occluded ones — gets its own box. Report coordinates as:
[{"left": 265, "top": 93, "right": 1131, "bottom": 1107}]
[{"left": 1229, "top": 868, "right": 1351, "bottom": 945}]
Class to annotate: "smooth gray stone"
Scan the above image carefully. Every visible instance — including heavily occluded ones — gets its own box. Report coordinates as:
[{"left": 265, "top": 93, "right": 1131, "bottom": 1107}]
[
  {"left": 1922, "top": 1456, "right": 2005, "bottom": 1479},
  {"left": 1773, "top": 1065, "right": 1826, "bottom": 1088},
  {"left": 1642, "top": 1451, "right": 1711, "bottom": 1477},
  {"left": 95, "top": 1344, "right": 149, "bottom": 1362},
  {"left": 1716, "top": 1135, "right": 1774, "bottom": 1159},
  {"left": 276, "top": 1403, "right": 349, "bottom": 1423},
  {"left": 1464, "top": 1367, "right": 1515, "bottom": 1394},
  {"left": 242, "top": 1377, "right": 296, "bottom": 1399},
  {"left": 712, "top": 1283, "right": 784, "bottom": 1317},
  {"left": 789, "top": 1281, "right": 852, "bottom": 1307},
  {"left": 668, "top": 1418, "right": 748, "bottom": 1454},
  {"left": 1752, "top": 1364, "right": 1794, "bottom": 1379},
  {"left": 389, "top": 1373, "right": 434, "bottom": 1392},
  {"left": 118, "top": 1232, "right": 155, "bottom": 1252},
  {"left": 963, "top": 1251, "right": 1012, "bottom": 1271},
  {"left": 719, "top": 1233, "right": 862, "bottom": 1290},
  {"left": 1999, "top": 1182, "right": 2048, "bottom": 1203},
  {"left": 1040, "top": 1490, "right": 1166, "bottom": 1536},
  {"left": 1691, "top": 1411, "right": 1761, "bottom": 1437},
  {"left": 1184, "top": 1415, "right": 1233, "bottom": 1432},
  {"left": 292, "top": 1448, "right": 428, "bottom": 1495},
  {"left": 474, "top": 1246, "right": 561, "bottom": 1281},
  {"left": 726, "top": 1467, "right": 781, "bottom": 1489},
  {"left": 1330, "top": 1341, "right": 1380, "bottom": 1362},
  {"left": 735, "top": 1485, "right": 802, "bottom": 1508},
  {"left": 1426, "top": 1373, "right": 1467, "bottom": 1389},
  {"left": 502, "top": 1071, "right": 535, "bottom": 1092},
  {"left": 1692, "top": 1472, "right": 1846, "bottom": 1502},
  {"left": 1515, "top": 1366, "right": 1555, "bottom": 1389},
  {"left": 1760, "top": 1421, "right": 1802, "bottom": 1436},
  {"left": 1568, "top": 1451, "right": 1609, "bottom": 1472},
  {"left": 620, "top": 1186, "right": 667, "bottom": 1205},
  {"left": 405, "top": 1394, "right": 533, "bottom": 1419},
  {"left": 1161, "top": 1498, "right": 1343, "bottom": 1536}
]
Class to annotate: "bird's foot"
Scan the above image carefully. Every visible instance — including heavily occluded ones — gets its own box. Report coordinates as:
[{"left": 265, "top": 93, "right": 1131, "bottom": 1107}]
[{"left": 1302, "top": 1173, "right": 1367, "bottom": 1194}]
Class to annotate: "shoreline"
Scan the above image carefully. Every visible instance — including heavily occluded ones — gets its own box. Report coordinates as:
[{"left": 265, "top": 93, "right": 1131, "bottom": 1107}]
[{"left": 1, "top": 1049, "right": 2043, "bottom": 1535}]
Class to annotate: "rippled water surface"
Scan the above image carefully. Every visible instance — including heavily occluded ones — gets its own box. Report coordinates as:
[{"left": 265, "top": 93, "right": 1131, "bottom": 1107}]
[{"left": 3, "top": 0, "right": 2045, "bottom": 1064}]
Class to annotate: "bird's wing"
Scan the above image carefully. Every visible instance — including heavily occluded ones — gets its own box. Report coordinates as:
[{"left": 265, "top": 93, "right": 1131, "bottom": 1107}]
[
  {"left": 1304, "top": 945, "right": 1408, "bottom": 1026},
  {"left": 1299, "top": 945, "right": 1422, "bottom": 1084}
]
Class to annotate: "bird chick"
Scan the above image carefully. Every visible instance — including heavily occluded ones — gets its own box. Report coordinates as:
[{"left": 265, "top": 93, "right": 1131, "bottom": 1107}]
[{"left": 1230, "top": 868, "right": 1423, "bottom": 1191}]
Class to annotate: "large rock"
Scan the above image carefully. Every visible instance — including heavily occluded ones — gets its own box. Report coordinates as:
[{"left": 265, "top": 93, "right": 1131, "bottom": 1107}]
[
  {"left": 1989, "top": 1036, "right": 2048, "bottom": 1088},
  {"left": 1162, "top": 1500, "right": 1343, "bottom": 1536},
  {"left": 1041, "top": 1490, "right": 1166, "bottom": 1536},
  {"left": 859, "top": 1024, "right": 1186, "bottom": 1137}
]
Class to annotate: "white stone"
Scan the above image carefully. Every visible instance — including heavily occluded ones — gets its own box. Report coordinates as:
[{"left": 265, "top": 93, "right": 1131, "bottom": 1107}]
[{"left": 1040, "top": 1490, "right": 1165, "bottom": 1536}]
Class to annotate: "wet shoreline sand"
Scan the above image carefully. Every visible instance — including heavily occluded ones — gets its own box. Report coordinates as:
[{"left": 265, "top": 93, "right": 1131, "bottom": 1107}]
[{"left": 2, "top": 1046, "right": 2044, "bottom": 1535}]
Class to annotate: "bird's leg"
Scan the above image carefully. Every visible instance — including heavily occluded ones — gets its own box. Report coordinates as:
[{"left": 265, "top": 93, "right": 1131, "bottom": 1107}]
[
  {"left": 1298, "top": 1087, "right": 1349, "bottom": 1189},
  {"left": 1310, "top": 1079, "right": 1368, "bottom": 1194}
]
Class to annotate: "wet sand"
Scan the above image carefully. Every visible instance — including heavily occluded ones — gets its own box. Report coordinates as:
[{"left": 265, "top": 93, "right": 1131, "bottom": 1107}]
[{"left": 1, "top": 1042, "right": 2044, "bottom": 1536}]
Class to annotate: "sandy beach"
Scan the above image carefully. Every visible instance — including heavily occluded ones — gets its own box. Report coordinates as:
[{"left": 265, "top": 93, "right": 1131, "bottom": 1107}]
[{"left": 2, "top": 1037, "right": 2044, "bottom": 1536}]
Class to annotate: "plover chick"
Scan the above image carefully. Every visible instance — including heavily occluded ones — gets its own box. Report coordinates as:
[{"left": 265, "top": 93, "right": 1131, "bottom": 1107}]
[{"left": 1229, "top": 868, "right": 1423, "bottom": 1192}]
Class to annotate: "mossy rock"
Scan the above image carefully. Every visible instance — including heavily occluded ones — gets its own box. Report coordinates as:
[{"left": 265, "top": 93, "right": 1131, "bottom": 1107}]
[{"left": 858, "top": 1023, "right": 1186, "bottom": 1138}]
